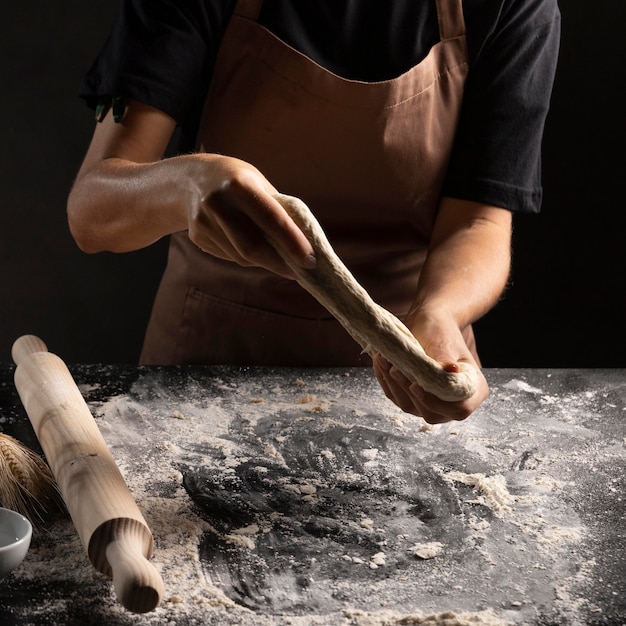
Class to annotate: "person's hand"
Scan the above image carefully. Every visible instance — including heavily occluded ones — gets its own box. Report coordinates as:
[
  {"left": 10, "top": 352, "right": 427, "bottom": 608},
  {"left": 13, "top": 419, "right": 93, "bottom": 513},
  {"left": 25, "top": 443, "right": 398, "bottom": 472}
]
[
  {"left": 185, "top": 155, "right": 316, "bottom": 278},
  {"left": 372, "top": 312, "right": 488, "bottom": 424}
]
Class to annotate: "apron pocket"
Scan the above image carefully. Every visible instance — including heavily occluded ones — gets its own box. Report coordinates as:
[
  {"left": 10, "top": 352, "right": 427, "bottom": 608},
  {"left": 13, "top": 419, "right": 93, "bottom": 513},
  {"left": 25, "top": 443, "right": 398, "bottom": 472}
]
[{"left": 175, "top": 287, "right": 370, "bottom": 367}]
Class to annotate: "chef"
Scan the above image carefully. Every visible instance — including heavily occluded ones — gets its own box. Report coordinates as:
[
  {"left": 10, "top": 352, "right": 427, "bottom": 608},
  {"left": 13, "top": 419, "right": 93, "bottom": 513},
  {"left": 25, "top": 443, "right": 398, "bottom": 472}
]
[{"left": 67, "top": 0, "right": 560, "bottom": 423}]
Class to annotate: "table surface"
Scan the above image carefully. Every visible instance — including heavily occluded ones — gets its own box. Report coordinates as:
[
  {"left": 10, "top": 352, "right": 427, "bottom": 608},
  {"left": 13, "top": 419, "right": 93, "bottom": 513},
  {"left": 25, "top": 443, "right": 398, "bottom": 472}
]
[{"left": 0, "top": 365, "right": 624, "bottom": 626}]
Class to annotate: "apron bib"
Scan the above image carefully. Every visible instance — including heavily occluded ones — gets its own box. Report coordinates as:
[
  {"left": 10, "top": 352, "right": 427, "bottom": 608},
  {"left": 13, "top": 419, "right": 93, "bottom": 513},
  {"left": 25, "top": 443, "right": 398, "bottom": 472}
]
[{"left": 141, "top": 0, "right": 470, "bottom": 366}]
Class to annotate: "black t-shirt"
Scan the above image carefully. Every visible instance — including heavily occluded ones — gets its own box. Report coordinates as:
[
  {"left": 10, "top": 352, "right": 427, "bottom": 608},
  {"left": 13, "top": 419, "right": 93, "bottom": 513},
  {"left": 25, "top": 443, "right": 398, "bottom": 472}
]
[{"left": 80, "top": 0, "right": 561, "bottom": 214}]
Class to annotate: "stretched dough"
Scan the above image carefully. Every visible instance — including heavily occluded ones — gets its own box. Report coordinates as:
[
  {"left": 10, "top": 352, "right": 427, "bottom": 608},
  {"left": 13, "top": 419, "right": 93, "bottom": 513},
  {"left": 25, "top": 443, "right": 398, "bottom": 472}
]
[{"left": 271, "top": 193, "right": 479, "bottom": 402}]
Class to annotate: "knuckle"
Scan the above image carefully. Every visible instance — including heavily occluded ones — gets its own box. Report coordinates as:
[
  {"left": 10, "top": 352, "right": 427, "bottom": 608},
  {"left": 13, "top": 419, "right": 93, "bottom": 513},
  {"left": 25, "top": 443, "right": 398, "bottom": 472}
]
[{"left": 216, "top": 170, "right": 256, "bottom": 199}]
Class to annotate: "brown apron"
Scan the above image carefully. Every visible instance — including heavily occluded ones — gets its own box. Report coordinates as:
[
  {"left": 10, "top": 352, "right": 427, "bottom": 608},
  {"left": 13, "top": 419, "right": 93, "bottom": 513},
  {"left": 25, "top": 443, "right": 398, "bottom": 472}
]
[{"left": 140, "top": 0, "right": 471, "bottom": 366}]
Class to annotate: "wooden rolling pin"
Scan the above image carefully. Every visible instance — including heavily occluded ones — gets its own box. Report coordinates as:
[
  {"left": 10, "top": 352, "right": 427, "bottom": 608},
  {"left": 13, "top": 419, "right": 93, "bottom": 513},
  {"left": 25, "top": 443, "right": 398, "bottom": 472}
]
[{"left": 12, "top": 335, "right": 164, "bottom": 613}]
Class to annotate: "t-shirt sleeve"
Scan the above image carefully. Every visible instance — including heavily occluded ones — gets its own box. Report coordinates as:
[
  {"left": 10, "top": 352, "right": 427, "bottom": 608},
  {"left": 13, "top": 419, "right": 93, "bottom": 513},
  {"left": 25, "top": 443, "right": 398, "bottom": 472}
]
[
  {"left": 443, "top": 0, "right": 561, "bottom": 214},
  {"left": 79, "top": 0, "right": 233, "bottom": 125}
]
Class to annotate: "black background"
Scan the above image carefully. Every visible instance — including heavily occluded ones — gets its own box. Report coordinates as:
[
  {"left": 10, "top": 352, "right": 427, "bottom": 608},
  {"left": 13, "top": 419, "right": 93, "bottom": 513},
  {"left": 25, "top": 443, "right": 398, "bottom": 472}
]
[{"left": 1, "top": 1, "right": 624, "bottom": 366}]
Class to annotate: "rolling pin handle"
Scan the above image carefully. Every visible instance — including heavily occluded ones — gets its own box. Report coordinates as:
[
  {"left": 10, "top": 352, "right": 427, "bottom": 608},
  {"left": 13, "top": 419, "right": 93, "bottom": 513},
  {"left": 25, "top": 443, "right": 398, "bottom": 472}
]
[
  {"left": 106, "top": 537, "right": 164, "bottom": 614},
  {"left": 12, "top": 334, "right": 49, "bottom": 365}
]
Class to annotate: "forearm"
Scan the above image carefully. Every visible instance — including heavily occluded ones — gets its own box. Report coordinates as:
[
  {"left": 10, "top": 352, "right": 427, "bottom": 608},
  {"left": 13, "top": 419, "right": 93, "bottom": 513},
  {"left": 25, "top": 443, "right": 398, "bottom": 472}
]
[
  {"left": 406, "top": 198, "right": 512, "bottom": 332},
  {"left": 67, "top": 155, "right": 202, "bottom": 254},
  {"left": 67, "top": 143, "right": 316, "bottom": 276}
]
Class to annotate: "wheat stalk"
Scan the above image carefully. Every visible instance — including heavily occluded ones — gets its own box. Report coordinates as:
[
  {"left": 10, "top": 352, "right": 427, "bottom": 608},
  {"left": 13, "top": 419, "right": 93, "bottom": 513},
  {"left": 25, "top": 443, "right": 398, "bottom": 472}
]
[{"left": 0, "top": 433, "right": 65, "bottom": 528}]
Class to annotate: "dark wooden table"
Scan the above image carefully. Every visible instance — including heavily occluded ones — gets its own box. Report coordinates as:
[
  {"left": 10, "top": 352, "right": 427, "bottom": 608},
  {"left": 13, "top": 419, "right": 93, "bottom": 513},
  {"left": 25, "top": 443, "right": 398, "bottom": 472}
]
[{"left": 0, "top": 365, "right": 624, "bottom": 625}]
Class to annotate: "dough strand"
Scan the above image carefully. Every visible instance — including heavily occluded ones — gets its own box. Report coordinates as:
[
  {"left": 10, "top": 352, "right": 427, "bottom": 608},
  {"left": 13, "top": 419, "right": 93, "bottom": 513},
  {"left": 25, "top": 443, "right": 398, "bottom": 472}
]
[{"left": 270, "top": 193, "right": 479, "bottom": 402}]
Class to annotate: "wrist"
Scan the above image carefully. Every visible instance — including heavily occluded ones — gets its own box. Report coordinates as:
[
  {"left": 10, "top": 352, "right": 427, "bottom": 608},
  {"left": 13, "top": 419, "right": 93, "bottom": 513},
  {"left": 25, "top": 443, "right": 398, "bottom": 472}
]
[{"left": 405, "top": 300, "right": 458, "bottom": 331}]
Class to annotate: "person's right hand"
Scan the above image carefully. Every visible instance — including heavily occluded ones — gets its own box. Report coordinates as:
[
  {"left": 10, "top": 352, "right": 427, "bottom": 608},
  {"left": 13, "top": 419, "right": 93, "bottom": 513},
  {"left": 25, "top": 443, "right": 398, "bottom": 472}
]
[
  {"left": 371, "top": 310, "right": 488, "bottom": 424},
  {"left": 184, "top": 154, "right": 316, "bottom": 279}
]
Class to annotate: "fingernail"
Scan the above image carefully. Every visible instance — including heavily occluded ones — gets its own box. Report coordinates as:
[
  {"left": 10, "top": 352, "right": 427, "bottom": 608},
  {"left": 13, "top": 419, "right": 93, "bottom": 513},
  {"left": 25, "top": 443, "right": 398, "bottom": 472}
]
[{"left": 303, "top": 253, "right": 317, "bottom": 269}]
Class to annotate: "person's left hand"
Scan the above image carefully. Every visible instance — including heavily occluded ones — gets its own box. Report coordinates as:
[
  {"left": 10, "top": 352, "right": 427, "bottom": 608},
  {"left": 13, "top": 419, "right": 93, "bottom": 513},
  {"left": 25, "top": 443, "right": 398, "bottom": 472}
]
[{"left": 371, "top": 316, "right": 488, "bottom": 424}]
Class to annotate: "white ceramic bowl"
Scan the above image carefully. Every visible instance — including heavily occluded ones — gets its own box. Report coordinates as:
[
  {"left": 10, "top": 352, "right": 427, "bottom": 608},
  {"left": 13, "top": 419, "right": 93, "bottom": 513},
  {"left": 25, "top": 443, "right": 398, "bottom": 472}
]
[{"left": 0, "top": 507, "right": 32, "bottom": 578}]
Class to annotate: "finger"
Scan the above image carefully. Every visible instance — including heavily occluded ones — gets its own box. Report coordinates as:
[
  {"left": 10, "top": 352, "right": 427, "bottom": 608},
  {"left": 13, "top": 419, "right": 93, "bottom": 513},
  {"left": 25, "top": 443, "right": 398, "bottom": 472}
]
[
  {"left": 373, "top": 356, "right": 398, "bottom": 400},
  {"left": 407, "top": 382, "right": 473, "bottom": 423},
  {"left": 387, "top": 366, "right": 470, "bottom": 424},
  {"left": 380, "top": 365, "right": 422, "bottom": 416},
  {"left": 220, "top": 178, "right": 316, "bottom": 269},
  {"left": 260, "top": 194, "right": 317, "bottom": 268},
  {"left": 375, "top": 357, "right": 427, "bottom": 417},
  {"left": 208, "top": 198, "right": 297, "bottom": 278}
]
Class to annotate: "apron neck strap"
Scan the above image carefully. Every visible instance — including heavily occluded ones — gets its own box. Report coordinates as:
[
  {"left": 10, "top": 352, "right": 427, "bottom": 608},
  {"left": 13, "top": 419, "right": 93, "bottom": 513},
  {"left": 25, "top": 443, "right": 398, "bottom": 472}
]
[
  {"left": 436, "top": 0, "right": 466, "bottom": 40},
  {"left": 233, "top": 0, "right": 263, "bottom": 21}
]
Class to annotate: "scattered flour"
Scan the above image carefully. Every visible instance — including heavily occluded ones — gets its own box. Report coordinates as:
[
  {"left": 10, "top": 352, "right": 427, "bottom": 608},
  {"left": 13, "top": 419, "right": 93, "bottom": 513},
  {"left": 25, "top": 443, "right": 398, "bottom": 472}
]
[
  {"left": 408, "top": 542, "right": 444, "bottom": 560},
  {"left": 440, "top": 470, "right": 516, "bottom": 515},
  {"left": 5, "top": 367, "right": 618, "bottom": 626},
  {"left": 502, "top": 379, "right": 543, "bottom": 395},
  {"left": 342, "top": 608, "right": 511, "bottom": 625}
]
